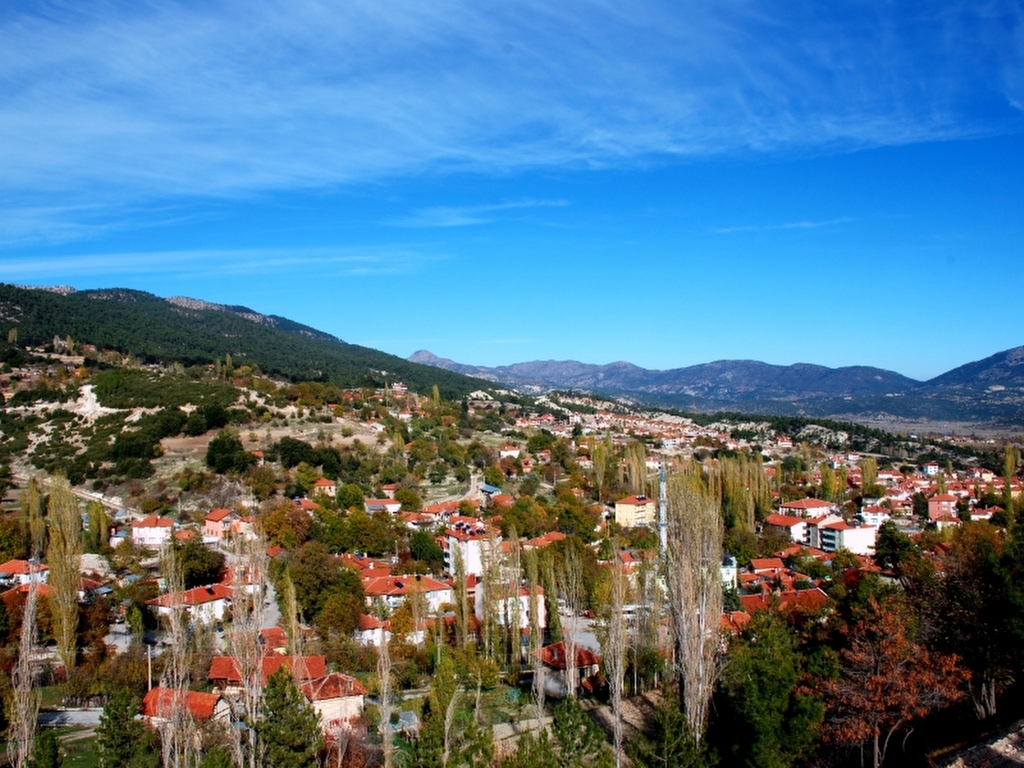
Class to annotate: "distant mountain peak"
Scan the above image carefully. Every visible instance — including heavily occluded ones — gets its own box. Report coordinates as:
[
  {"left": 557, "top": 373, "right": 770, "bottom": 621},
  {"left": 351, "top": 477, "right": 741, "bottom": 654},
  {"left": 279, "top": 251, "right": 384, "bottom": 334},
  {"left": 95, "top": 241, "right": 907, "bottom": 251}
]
[{"left": 409, "top": 346, "right": 1024, "bottom": 427}]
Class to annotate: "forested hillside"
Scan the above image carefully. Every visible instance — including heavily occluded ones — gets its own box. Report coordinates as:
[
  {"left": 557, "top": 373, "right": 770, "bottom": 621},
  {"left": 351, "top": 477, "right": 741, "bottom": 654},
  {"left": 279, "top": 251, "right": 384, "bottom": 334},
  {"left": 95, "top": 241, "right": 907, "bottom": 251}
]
[{"left": 0, "top": 284, "right": 491, "bottom": 398}]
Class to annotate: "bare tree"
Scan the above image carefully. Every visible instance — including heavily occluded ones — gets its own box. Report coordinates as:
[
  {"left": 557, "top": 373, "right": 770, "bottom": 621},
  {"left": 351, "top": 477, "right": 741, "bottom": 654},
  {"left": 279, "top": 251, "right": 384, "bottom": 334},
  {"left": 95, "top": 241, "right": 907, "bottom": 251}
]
[
  {"left": 506, "top": 528, "right": 523, "bottom": 670},
  {"left": 47, "top": 474, "right": 83, "bottom": 672},
  {"left": 159, "top": 542, "right": 200, "bottom": 768},
  {"left": 607, "top": 555, "right": 628, "bottom": 767},
  {"left": 377, "top": 624, "right": 394, "bottom": 768},
  {"left": 558, "top": 545, "right": 585, "bottom": 698},
  {"left": 664, "top": 472, "right": 723, "bottom": 749},
  {"left": 280, "top": 569, "right": 300, "bottom": 655},
  {"left": 525, "top": 550, "right": 546, "bottom": 723},
  {"left": 481, "top": 528, "right": 503, "bottom": 663},
  {"left": 591, "top": 435, "right": 609, "bottom": 503},
  {"left": 228, "top": 533, "right": 269, "bottom": 768},
  {"left": 8, "top": 562, "right": 40, "bottom": 768},
  {"left": 8, "top": 482, "right": 45, "bottom": 768}
]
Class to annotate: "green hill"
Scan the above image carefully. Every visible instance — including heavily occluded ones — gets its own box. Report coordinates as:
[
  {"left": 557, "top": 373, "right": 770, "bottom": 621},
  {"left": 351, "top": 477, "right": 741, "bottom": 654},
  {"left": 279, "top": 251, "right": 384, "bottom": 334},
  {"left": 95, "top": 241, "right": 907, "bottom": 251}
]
[{"left": 0, "top": 284, "right": 491, "bottom": 399}]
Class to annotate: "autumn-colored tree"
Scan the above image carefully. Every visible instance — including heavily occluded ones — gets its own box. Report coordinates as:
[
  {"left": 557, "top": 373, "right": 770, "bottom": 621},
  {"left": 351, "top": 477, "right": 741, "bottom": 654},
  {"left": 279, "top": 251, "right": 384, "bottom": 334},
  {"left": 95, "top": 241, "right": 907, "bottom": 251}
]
[
  {"left": 259, "top": 498, "right": 312, "bottom": 548},
  {"left": 820, "top": 596, "right": 967, "bottom": 768},
  {"left": 924, "top": 522, "right": 1016, "bottom": 719}
]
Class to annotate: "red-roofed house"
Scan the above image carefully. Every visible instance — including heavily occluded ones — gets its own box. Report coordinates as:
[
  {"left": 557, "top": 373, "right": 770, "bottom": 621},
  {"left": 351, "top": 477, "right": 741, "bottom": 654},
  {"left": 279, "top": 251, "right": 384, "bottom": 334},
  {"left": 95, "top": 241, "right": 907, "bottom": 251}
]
[
  {"left": 749, "top": 558, "right": 786, "bottom": 575},
  {"left": 739, "top": 588, "right": 830, "bottom": 616},
  {"left": 204, "top": 508, "right": 236, "bottom": 542},
  {"left": 762, "top": 514, "right": 808, "bottom": 544},
  {"left": 778, "top": 498, "right": 838, "bottom": 518},
  {"left": 301, "top": 673, "right": 367, "bottom": 730},
  {"left": 537, "top": 641, "right": 602, "bottom": 698},
  {"left": 312, "top": 477, "right": 337, "bottom": 498},
  {"left": 147, "top": 584, "right": 233, "bottom": 624},
  {"left": 0, "top": 559, "right": 49, "bottom": 587},
  {"left": 260, "top": 626, "right": 289, "bottom": 654},
  {"left": 354, "top": 613, "right": 388, "bottom": 646},
  {"left": 523, "top": 531, "right": 567, "bottom": 550},
  {"left": 132, "top": 516, "right": 175, "bottom": 548},
  {"left": 362, "top": 574, "right": 453, "bottom": 612},
  {"left": 208, "top": 655, "right": 326, "bottom": 694},
  {"left": 142, "top": 687, "right": 229, "bottom": 726}
]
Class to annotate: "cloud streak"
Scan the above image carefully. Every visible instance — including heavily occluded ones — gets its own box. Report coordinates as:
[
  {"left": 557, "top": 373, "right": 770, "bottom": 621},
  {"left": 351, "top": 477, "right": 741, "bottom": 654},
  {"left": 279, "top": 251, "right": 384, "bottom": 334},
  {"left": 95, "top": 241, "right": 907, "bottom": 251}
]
[
  {"left": 1, "top": 0, "right": 1021, "bottom": 240},
  {"left": 1, "top": 246, "right": 442, "bottom": 281},
  {"left": 388, "top": 199, "right": 568, "bottom": 227},
  {"left": 712, "top": 217, "right": 855, "bottom": 234}
]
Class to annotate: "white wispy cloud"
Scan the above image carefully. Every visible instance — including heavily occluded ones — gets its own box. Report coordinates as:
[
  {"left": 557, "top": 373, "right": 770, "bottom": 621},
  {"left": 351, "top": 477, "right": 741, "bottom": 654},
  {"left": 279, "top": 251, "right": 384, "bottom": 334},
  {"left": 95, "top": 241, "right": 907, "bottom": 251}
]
[
  {"left": 0, "top": 246, "right": 442, "bottom": 281},
  {"left": 712, "top": 217, "right": 855, "bottom": 234},
  {"left": 0, "top": 0, "right": 1021, "bottom": 239},
  {"left": 388, "top": 199, "right": 568, "bottom": 227}
]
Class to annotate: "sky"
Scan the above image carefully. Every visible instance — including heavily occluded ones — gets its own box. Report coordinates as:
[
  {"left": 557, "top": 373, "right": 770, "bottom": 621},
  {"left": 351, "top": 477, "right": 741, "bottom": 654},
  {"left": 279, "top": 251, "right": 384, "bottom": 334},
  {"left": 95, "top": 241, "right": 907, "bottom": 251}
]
[{"left": 1, "top": 1, "right": 1023, "bottom": 381}]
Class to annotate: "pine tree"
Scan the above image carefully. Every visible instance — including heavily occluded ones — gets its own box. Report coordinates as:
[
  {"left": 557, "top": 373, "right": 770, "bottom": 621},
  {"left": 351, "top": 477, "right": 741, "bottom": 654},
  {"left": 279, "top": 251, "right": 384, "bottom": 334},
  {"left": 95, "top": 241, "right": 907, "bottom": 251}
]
[
  {"left": 257, "top": 667, "right": 323, "bottom": 768},
  {"left": 26, "top": 729, "right": 62, "bottom": 768},
  {"left": 551, "top": 697, "right": 613, "bottom": 767},
  {"left": 97, "top": 689, "right": 148, "bottom": 768}
]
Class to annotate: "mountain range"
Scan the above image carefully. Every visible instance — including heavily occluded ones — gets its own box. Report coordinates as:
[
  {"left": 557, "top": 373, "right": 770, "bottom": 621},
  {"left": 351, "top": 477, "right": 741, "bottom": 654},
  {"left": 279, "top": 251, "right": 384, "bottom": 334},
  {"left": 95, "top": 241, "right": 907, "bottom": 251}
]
[
  {"left": 2, "top": 283, "right": 1021, "bottom": 429},
  {"left": 409, "top": 348, "right": 1024, "bottom": 429}
]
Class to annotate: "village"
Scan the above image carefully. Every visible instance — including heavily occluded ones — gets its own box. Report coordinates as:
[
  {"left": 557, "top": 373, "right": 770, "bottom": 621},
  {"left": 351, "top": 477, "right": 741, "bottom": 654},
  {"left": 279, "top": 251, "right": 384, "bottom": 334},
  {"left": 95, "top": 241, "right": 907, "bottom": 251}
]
[{"left": 3, "top": 352, "right": 1022, "bottom": 766}]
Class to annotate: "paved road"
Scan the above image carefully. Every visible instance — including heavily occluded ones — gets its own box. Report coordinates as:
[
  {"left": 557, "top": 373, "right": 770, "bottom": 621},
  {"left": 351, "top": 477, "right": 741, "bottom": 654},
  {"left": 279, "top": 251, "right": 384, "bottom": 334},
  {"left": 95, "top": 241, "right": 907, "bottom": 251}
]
[{"left": 38, "top": 709, "right": 103, "bottom": 728}]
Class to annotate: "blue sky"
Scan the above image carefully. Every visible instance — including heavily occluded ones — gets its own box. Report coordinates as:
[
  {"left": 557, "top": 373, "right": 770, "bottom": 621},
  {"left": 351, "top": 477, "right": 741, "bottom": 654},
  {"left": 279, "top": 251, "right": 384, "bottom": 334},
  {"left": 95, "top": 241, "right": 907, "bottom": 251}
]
[{"left": 2, "top": 1, "right": 1023, "bottom": 381}]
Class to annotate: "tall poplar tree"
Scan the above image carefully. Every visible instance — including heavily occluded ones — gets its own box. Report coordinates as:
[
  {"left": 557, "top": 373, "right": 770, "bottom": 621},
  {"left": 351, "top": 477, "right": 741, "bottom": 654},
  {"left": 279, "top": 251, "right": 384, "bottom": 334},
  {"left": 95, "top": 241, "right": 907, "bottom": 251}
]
[
  {"left": 665, "top": 472, "right": 722, "bottom": 750},
  {"left": 47, "top": 474, "right": 83, "bottom": 671}
]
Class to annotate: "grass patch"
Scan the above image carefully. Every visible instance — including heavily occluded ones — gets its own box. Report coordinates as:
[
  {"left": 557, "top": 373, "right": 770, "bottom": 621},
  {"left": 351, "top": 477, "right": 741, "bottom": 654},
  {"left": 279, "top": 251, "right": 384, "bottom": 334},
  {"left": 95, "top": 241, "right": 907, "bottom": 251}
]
[{"left": 57, "top": 728, "right": 101, "bottom": 768}]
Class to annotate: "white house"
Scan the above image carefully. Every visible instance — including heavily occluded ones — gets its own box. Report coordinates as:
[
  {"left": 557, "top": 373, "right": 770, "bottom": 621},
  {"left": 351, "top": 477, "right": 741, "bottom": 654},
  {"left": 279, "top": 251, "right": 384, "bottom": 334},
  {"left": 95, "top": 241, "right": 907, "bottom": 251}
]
[
  {"left": 147, "top": 583, "right": 233, "bottom": 625},
  {"left": 778, "top": 498, "right": 839, "bottom": 518},
  {"left": 131, "top": 516, "right": 175, "bottom": 548},
  {"left": 804, "top": 514, "right": 845, "bottom": 550},
  {"left": 354, "top": 613, "right": 388, "bottom": 647},
  {"left": 362, "top": 573, "right": 454, "bottom": 613},
  {"left": 762, "top": 514, "right": 808, "bottom": 544},
  {"left": 0, "top": 559, "right": 49, "bottom": 587},
  {"left": 301, "top": 673, "right": 367, "bottom": 733},
  {"left": 364, "top": 498, "right": 402, "bottom": 514}
]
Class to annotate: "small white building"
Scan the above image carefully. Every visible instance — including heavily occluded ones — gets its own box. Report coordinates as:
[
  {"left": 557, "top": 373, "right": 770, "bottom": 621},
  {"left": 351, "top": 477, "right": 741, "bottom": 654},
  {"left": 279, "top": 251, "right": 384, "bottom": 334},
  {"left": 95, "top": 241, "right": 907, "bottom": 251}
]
[
  {"left": 0, "top": 559, "right": 49, "bottom": 587},
  {"left": 131, "top": 516, "right": 174, "bottom": 549},
  {"left": 354, "top": 613, "right": 388, "bottom": 647},
  {"left": 762, "top": 514, "right": 808, "bottom": 544},
  {"left": 301, "top": 673, "right": 367, "bottom": 733},
  {"left": 147, "top": 583, "right": 233, "bottom": 625}
]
